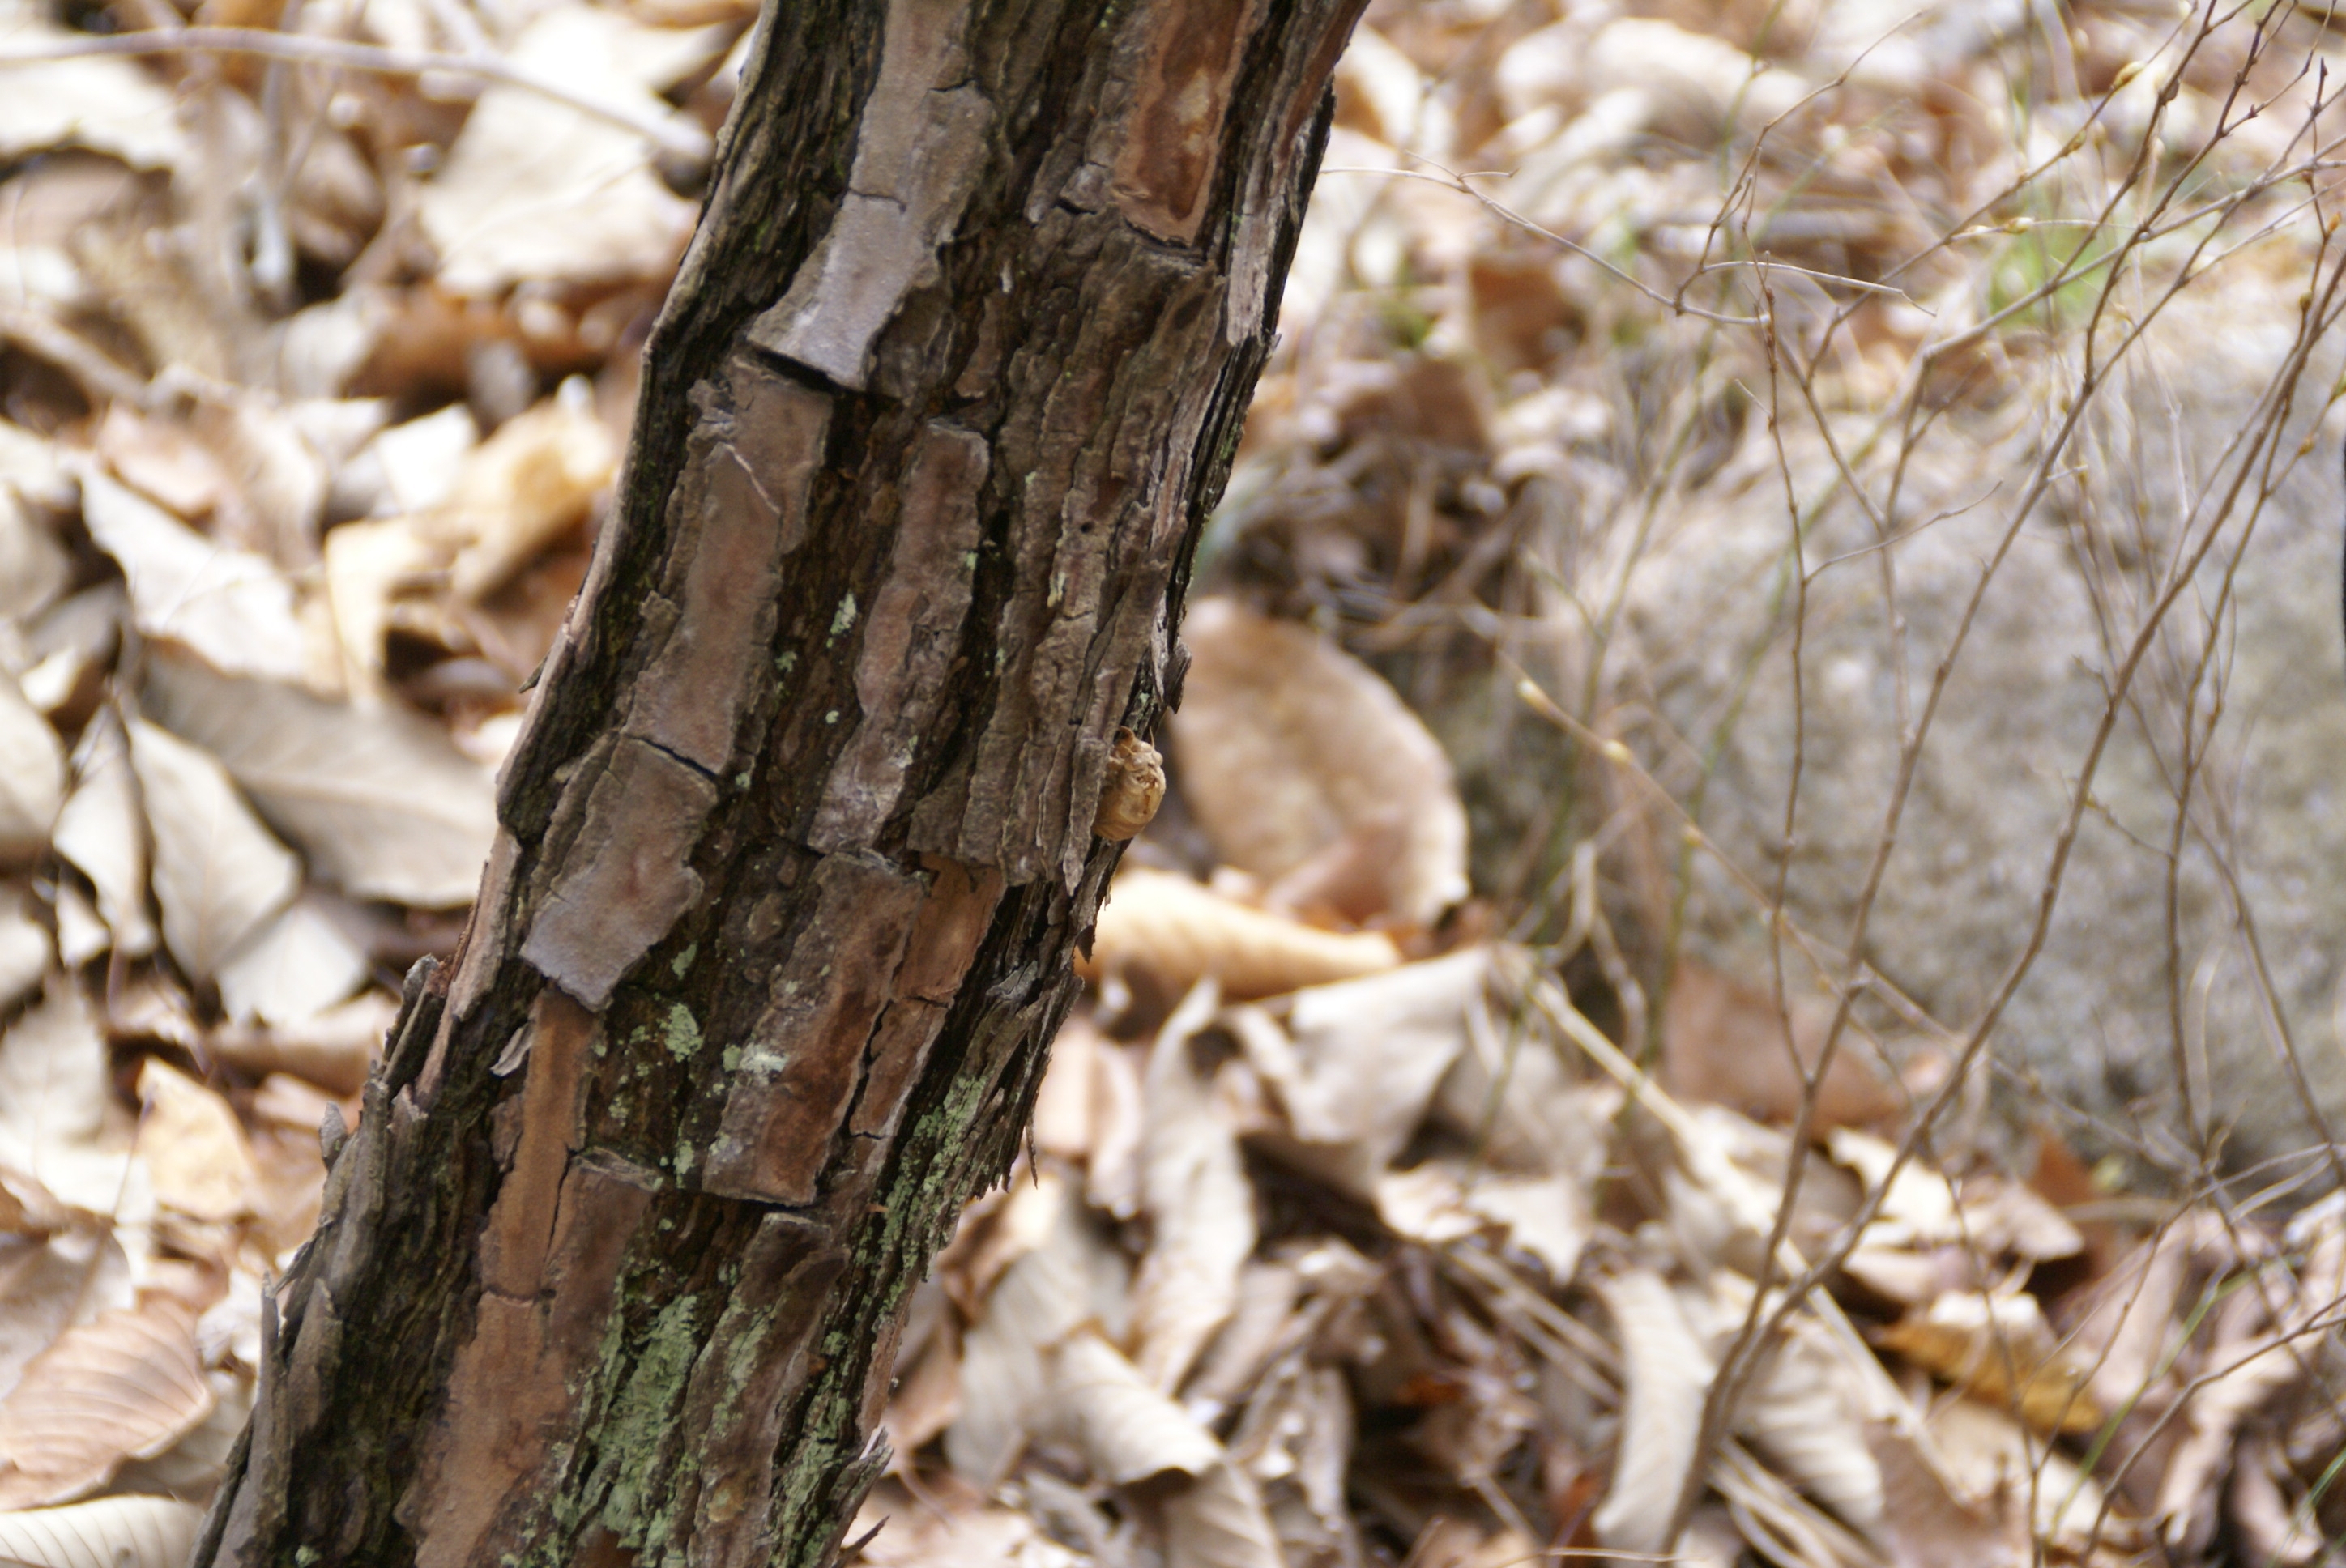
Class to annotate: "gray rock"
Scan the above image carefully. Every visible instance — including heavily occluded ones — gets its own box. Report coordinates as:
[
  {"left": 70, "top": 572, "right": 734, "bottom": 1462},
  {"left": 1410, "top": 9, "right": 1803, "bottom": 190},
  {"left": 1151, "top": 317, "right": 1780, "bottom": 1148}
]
[{"left": 1607, "top": 284, "right": 2346, "bottom": 1187}]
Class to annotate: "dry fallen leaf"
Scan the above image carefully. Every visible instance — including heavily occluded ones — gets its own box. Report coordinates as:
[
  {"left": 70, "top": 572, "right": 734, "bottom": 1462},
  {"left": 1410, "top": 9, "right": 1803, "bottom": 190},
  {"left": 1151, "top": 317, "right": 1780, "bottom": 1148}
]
[
  {"left": 1162, "top": 1455, "right": 1286, "bottom": 1568},
  {"left": 49, "top": 709, "right": 157, "bottom": 961},
  {"left": 1662, "top": 964, "right": 1900, "bottom": 1130},
  {"left": 321, "top": 513, "right": 447, "bottom": 700},
  {"left": 0, "top": 986, "right": 116, "bottom": 1188},
  {"left": 437, "top": 390, "right": 616, "bottom": 606},
  {"left": 1239, "top": 950, "right": 1488, "bottom": 1194},
  {"left": 1049, "top": 1327, "right": 1223, "bottom": 1483},
  {"left": 0, "top": 675, "right": 64, "bottom": 865},
  {"left": 1878, "top": 1291, "right": 2101, "bottom": 1436},
  {"left": 0, "top": 1175, "right": 132, "bottom": 1404},
  {"left": 134, "top": 1060, "right": 257, "bottom": 1226},
  {"left": 1720, "top": 1298, "right": 1883, "bottom": 1535},
  {"left": 0, "top": 888, "right": 47, "bottom": 1014},
  {"left": 0, "top": 10, "right": 185, "bottom": 170},
  {"left": 214, "top": 895, "right": 371, "bottom": 1028},
  {"left": 1171, "top": 598, "right": 1468, "bottom": 927},
  {"left": 0, "top": 1301, "right": 213, "bottom": 1510},
  {"left": 1227, "top": 1355, "right": 1361, "bottom": 1568},
  {"left": 207, "top": 989, "right": 398, "bottom": 1097},
  {"left": 944, "top": 1173, "right": 1127, "bottom": 1489},
  {"left": 1128, "top": 983, "right": 1255, "bottom": 1394},
  {"left": 848, "top": 1475, "right": 1080, "bottom": 1568},
  {"left": 1865, "top": 1418, "right": 2030, "bottom": 1568},
  {"left": 1030, "top": 1014, "right": 1103, "bottom": 1162},
  {"left": 0, "top": 1493, "right": 206, "bottom": 1568},
  {"left": 0, "top": 492, "right": 69, "bottom": 628},
  {"left": 1081, "top": 867, "right": 1401, "bottom": 1003},
  {"left": 79, "top": 475, "right": 308, "bottom": 687},
  {"left": 1373, "top": 1162, "right": 1589, "bottom": 1284},
  {"left": 1589, "top": 1268, "right": 1713, "bottom": 1556},
  {"left": 125, "top": 718, "right": 301, "bottom": 984},
  {"left": 139, "top": 647, "right": 497, "bottom": 907},
  {"left": 1924, "top": 1395, "right": 2132, "bottom": 1555},
  {"left": 417, "top": 6, "right": 703, "bottom": 295}
]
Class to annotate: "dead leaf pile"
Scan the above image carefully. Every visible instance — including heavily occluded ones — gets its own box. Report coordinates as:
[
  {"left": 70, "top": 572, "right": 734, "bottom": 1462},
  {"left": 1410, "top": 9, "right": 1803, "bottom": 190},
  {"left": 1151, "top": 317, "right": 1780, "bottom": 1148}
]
[{"left": 868, "top": 927, "right": 2346, "bottom": 1568}]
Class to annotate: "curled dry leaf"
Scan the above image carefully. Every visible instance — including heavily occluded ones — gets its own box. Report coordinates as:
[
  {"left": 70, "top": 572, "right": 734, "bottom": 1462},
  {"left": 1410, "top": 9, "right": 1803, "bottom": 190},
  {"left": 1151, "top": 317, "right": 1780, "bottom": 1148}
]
[
  {"left": 1878, "top": 1291, "right": 2101, "bottom": 1437},
  {"left": 0, "top": 1494, "right": 205, "bottom": 1568},
  {"left": 0, "top": 1302, "right": 212, "bottom": 1510},
  {"left": 1590, "top": 1268, "right": 1715, "bottom": 1555},
  {"left": 139, "top": 647, "right": 497, "bottom": 907},
  {"left": 1171, "top": 597, "right": 1468, "bottom": 927},
  {"left": 1129, "top": 982, "right": 1255, "bottom": 1393},
  {"left": 1162, "top": 1457, "right": 1286, "bottom": 1568},
  {"left": 1243, "top": 950, "right": 1490, "bottom": 1195},
  {"left": 1373, "top": 1161, "right": 1589, "bottom": 1284},
  {"left": 1081, "top": 867, "right": 1400, "bottom": 1003},
  {"left": 125, "top": 718, "right": 301, "bottom": 984},
  {"left": 1049, "top": 1328, "right": 1222, "bottom": 1484}
]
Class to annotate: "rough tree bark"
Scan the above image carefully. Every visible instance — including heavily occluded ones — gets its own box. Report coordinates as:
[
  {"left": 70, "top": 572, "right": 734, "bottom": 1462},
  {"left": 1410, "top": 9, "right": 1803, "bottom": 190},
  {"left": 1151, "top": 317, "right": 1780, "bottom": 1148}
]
[{"left": 190, "top": 0, "right": 1364, "bottom": 1562}]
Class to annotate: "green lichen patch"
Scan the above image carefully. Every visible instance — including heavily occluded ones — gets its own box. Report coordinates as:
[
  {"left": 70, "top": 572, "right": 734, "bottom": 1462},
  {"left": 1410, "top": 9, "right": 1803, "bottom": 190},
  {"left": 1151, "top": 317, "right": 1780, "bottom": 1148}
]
[{"left": 663, "top": 1005, "right": 702, "bottom": 1061}]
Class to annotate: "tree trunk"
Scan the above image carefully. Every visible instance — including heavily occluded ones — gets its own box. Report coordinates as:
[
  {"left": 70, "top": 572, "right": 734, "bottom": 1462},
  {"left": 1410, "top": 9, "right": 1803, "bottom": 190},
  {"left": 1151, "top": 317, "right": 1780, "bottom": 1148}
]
[{"left": 189, "top": 0, "right": 1362, "bottom": 1561}]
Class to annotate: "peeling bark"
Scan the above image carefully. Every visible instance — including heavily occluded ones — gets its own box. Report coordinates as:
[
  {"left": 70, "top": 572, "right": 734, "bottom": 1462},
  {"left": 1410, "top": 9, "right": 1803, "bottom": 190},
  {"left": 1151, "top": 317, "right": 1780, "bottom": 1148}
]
[{"left": 188, "top": 0, "right": 1362, "bottom": 1560}]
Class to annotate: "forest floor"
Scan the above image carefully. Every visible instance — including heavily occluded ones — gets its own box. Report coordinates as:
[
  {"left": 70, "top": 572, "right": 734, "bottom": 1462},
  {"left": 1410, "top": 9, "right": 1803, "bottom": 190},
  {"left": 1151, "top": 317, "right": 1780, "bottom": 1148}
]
[{"left": 0, "top": 0, "right": 2340, "bottom": 1565}]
